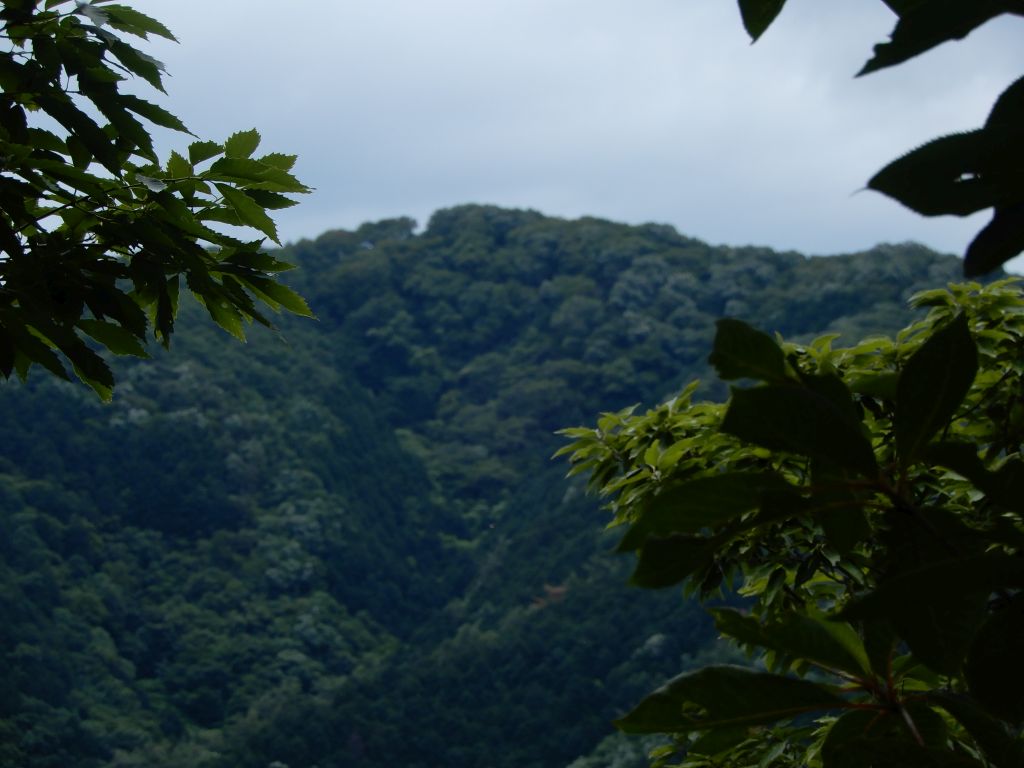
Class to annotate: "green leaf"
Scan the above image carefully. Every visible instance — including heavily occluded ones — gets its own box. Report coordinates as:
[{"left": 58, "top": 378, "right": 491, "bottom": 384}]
[
  {"left": 242, "top": 188, "right": 299, "bottom": 210},
  {"left": 965, "top": 594, "right": 1024, "bottom": 725},
  {"left": 189, "top": 140, "right": 223, "bottom": 164},
  {"left": 615, "top": 665, "right": 845, "bottom": 733},
  {"left": 107, "top": 38, "right": 166, "bottom": 92},
  {"left": 737, "top": 0, "right": 788, "bottom": 42},
  {"left": 165, "top": 150, "right": 192, "bottom": 180},
  {"left": 239, "top": 275, "right": 314, "bottom": 317},
  {"left": 722, "top": 384, "right": 877, "bottom": 476},
  {"left": 926, "top": 441, "right": 1024, "bottom": 515},
  {"left": 121, "top": 95, "right": 189, "bottom": 133},
  {"left": 847, "top": 371, "right": 899, "bottom": 400},
  {"left": 709, "top": 318, "right": 788, "bottom": 382},
  {"left": 224, "top": 129, "right": 261, "bottom": 159},
  {"left": 197, "top": 294, "right": 246, "bottom": 342},
  {"left": 215, "top": 184, "right": 279, "bottom": 244},
  {"left": 895, "top": 314, "right": 978, "bottom": 465},
  {"left": 256, "top": 152, "right": 297, "bottom": 171},
  {"left": 712, "top": 608, "right": 872, "bottom": 677},
  {"left": 78, "top": 319, "right": 148, "bottom": 357},
  {"left": 102, "top": 4, "right": 177, "bottom": 41}
]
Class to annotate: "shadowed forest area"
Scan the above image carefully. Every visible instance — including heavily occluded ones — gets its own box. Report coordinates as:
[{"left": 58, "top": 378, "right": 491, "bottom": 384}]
[{"left": 0, "top": 205, "right": 969, "bottom": 767}]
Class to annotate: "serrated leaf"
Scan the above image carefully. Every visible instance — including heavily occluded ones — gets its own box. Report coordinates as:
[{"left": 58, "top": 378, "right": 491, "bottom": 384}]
[
  {"left": 79, "top": 319, "right": 148, "bottom": 357},
  {"left": 198, "top": 295, "right": 246, "bottom": 341},
  {"left": 215, "top": 184, "right": 278, "bottom": 243},
  {"left": 225, "top": 129, "right": 261, "bottom": 159},
  {"left": 107, "top": 39, "right": 166, "bottom": 92},
  {"left": 240, "top": 275, "right": 314, "bottom": 317},
  {"left": 859, "top": 3, "right": 1012, "bottom": 77},
  {"left": 709, "top": 318, "right": 788, "bottom": 382},
  {"left": 121, "top": 95, "right": 189, "bottom": 133},
  {"left": 616, "top": 665, "right": 845, "bottom": 733},
  {"left": 165, "top": 150, "right": 192, "bottom": 179},
  {"left": 256, "top": 152, "right": 297, "bottom": 171},
  {"left": 895, "top": 314, "right": 978, "bottom": 465},
  {"left": 189, "top": 140, "right": 223, "bottom": 164},
  {"left": 867, "top": 129, "right": 1023, "bottom": 217},
  {"left": 102, "top": 4, "right": 177, "bottom": 41}
]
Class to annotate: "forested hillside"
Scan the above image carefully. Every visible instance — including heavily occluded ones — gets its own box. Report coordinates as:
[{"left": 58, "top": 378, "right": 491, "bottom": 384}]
[{"left": 1, "top": 205, "right": 965, "bottom": 768}]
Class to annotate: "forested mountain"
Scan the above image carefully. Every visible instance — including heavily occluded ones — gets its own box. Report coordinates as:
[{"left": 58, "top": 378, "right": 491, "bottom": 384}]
[{"left": 1, "top": 205, "right": 966, "bottom": 768}]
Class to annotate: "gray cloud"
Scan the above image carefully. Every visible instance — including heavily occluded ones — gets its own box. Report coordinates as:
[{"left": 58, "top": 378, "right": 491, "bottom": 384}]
[{"left": 135, "top": 1, "right": 1023, "bottom": 260}]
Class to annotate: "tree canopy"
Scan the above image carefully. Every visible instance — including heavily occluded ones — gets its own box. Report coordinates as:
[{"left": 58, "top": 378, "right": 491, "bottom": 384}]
[
  {"left": 560, "top": 279, "right": 1024, "bottom": 767},
  {"left": 0, "top": 0, "right": 311, "bottom": 398},
  {"left": 741, "top": 0, "right": 1024, "bottom": 277}
]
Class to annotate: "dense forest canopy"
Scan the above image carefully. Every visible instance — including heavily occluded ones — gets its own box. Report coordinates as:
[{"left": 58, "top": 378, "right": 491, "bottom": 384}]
[{"left": 0, "top": 205, "right": 970, "bottom": 767}]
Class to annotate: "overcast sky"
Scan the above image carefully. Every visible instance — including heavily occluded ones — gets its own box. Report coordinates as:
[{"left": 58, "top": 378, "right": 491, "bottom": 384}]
[{"left": 132, "top": 1, "right": 1023, "bottom": 260}]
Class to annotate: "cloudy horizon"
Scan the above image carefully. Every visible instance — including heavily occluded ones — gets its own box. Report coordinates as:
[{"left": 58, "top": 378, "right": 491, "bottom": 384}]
[{"left": 132, "top": 1, "right": 1023, "bottom": 261}]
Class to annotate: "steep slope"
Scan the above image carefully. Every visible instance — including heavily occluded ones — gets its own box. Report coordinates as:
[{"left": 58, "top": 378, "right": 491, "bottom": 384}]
[{"left": 0, "top": 206, "right": 965, "bottom": 768}]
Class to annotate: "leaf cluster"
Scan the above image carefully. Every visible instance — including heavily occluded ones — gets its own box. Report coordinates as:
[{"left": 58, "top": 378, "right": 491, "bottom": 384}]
[
  {"left": 0, "top": 1, "right": 311, "bottom": 398},
  {"left": 559, "top": 280, "right": 1024, "bottom": 767},
  {"left": 739, "top": 0, "right": 1024, "bottom": 276}
]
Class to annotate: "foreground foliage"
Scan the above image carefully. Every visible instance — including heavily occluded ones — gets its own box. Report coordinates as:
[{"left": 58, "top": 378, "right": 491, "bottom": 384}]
[
  {"left": 0, "top": 1, "right": 310, "bottom": 398},
  {"left": 738, "top": 0, "right": 1024, "bottom": 276},
  {"left": 560, "top": 279, "right": 1024, "bottom": 767}
]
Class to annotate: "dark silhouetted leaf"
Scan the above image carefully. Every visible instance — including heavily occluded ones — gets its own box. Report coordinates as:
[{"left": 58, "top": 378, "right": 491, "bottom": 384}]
[
  {"left": 709, "top": 318, "right": 787, "bottom": 382},
  {"left": 632, "top": 472, "right": 792, "bottom": 540},
  {"left": 859, "top": 3, "right": 1017, "bottom": 77},
  {"left": 966, "top": 594, "right": 1024, "bottom": 725},
  {"left": 737, "top": 0, "right": 788, "bottom": 42},
  {"left": 722, "top": 384, "right": 877, "bottom": 476},
  {"left": 628, "top": 534, "right": 720, "bottom": 589},
  {"left": 965, "top": 203, "right": 1024, "bottom": 277},
  {"left": 895, "top": 314, "right": 977, "bottom": 465},
  {"left": 929, "top": 692, "right": 1024, "bottom": 768},
  {"left": 616, "top": 665, "right": 845, "bottom": 733}
]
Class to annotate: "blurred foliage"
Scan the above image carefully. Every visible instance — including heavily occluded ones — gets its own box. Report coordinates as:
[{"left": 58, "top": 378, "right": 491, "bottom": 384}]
[
  {"left": 740, "top": 0, "right": 1024, "bottom": 276},
  {"left": 0, "top": 205, "right": 967, "bottom": 766}
]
